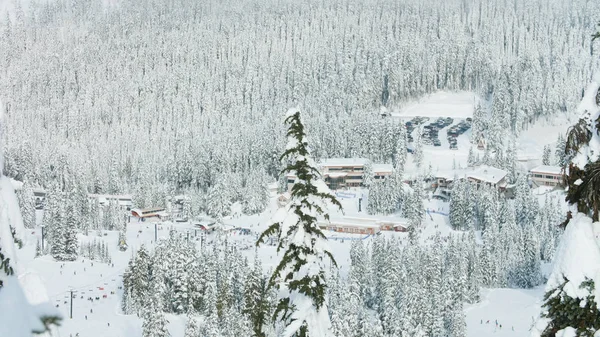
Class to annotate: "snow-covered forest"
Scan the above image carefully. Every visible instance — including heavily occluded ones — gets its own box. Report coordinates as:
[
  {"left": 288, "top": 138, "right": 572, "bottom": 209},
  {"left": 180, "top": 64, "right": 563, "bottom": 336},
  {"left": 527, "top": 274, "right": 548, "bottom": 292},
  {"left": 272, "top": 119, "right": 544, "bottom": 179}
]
[{"left": 1, "top": 0, "right": 598, "bottom": 198}]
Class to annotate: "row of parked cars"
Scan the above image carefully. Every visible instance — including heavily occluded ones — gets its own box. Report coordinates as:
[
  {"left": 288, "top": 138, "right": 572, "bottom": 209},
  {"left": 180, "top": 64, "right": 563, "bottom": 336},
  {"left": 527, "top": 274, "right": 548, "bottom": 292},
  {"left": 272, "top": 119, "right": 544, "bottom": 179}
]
[
  {"left": 422, "top": 117, "right": 454, "bottom": 147},
  {"left": 446, "top": 117, "right": 472, "bottom": 149},
  {"left": 404, "top": 116, "right": 471, "bottom": 150},
  {"left": 405, "top": 116, "right": 430, "bottom": 143}
]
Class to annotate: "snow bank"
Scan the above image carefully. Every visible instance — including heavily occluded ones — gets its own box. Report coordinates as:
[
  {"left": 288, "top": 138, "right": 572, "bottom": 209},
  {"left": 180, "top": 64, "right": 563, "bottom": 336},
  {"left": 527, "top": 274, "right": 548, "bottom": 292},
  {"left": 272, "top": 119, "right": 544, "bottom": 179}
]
[
  {"left": 546, "top": 212, "right": 600, "bottom": 303},
  {"left": 555, "top": 327, "right": 577, "bottom": 337},
  {"left": 19, "top": 272, "right": 50, "bottom": 305},
  {"left": 0, "top": 277, "right": 49, "bottom": 337}
]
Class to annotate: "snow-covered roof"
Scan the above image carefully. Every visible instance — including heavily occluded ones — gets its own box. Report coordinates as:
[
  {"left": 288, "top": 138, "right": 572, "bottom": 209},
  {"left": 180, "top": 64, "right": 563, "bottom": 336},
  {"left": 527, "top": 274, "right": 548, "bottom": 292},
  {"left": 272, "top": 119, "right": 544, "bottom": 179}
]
[
  {"left": 466, "top": 165, "right": 507, "bottom": 185},
  {"left": 529, "top": 165, "right": 563, "bottom": 175},
  {"left": 325, "top": 172, "right": 348, "bottom": 178},
  {"left": 319, "top": 158, "right": 369, "bottom": 167},
  {"left": 322, "top": 215, "right": 409, "bottom": 230},
  {"left": 89, "top": 194, "right": 133, "bottom": 201},
  {"left": 373, "top": 164, "right": 393, "bottom": 174},
  {"left": 32, "top": 187, "right": 46, "bottom": 195},
  {"left": 320, "top": 218, "right": 381, "bottom": 229}
]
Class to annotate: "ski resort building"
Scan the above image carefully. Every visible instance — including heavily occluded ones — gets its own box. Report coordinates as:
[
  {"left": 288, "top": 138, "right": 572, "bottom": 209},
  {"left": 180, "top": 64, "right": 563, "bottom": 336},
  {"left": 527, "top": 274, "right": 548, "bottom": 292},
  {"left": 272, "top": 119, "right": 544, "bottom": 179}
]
[
  {"left": 286, "top": 158, "right": 393, "bottom": 191},
  {"left": 89, "top": 194, "right": 133, "bottom": 210},
  {"left": 318, "top": 215, "right": 410, "bottom": 234},
  {"left": 466, "top": 165, "right": 508, "bottom": 190},
  {"left": 529, "top": 165, "right": 564, "bottom": 187},
  {"left": 131, "top": 207, "right": 167, "bottom": 219}
]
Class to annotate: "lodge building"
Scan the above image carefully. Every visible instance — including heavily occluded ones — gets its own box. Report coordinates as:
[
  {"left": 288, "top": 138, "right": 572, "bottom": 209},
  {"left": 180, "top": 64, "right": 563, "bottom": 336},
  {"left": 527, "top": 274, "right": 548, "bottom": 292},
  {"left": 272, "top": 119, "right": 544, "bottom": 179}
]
[
  {"left": 286, "top": 158, "right": 393, "bottom": 192},
  {"left": 529, "top": 165, "right": 564, "bottom": 187}
]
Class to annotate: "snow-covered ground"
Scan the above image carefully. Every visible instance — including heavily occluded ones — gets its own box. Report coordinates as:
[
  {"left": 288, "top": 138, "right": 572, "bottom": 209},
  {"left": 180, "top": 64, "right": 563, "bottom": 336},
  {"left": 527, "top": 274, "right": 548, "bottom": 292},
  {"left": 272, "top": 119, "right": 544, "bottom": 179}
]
[
  {"left": 466, "top": 287, "right": 544, "bottom": 337},
  {"left": 391, "top": 91, "right": 478, "bottom": 119}
]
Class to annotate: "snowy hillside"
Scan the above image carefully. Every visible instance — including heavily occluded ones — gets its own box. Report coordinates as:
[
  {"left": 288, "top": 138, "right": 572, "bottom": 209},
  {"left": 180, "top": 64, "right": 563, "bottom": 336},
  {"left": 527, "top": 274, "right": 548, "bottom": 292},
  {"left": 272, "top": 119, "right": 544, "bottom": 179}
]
[{"left": 2, "top": 0, "right": 599, "bottom": 336}]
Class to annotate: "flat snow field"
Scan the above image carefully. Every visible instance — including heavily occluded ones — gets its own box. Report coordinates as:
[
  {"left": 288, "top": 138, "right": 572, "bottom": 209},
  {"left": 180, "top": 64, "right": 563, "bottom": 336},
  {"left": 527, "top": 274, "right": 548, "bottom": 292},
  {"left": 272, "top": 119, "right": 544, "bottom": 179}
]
[{"left": 391, "top": 91, "right": 479, "bottom": 119}]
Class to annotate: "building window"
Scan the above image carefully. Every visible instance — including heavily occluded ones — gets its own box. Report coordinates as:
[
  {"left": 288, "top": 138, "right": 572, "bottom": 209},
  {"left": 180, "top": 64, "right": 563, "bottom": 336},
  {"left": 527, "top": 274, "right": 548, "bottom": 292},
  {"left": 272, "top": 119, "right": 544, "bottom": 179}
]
[
  {"left": 354, "top": 167, "right": 364, "bottom": 171},
  {"left": 287, "top": 179, "right": 295, "bottom": 184}
]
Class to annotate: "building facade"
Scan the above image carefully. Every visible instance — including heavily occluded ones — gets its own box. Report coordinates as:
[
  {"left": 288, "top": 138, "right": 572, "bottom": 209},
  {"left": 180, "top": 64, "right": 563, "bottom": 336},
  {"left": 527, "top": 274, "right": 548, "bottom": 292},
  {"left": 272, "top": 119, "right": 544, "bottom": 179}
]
[
  {"left": 286, "top": 158, "right": 393, "bottom": 191},
  {"left": 529, "top": 165, "right": 563, "bottom": 187},
  {"left": 466, "top": 165, "right": 508, "bottom": 190},
  {"left": 318, "top": 215, "right": 409, "bottom": 234}
]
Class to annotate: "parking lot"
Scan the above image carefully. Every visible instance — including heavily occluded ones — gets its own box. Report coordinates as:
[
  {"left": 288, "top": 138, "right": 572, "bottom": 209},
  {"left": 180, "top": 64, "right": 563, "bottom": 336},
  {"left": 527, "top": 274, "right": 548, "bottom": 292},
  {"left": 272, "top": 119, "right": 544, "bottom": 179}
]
[{"left": 404, "top": 117, "right": 471, "bottom": 150}]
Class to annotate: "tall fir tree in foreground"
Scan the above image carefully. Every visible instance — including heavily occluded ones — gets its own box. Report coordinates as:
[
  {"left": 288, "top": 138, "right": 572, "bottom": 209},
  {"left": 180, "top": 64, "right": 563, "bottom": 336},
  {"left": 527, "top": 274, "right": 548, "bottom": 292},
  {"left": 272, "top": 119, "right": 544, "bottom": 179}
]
[{"left": 257, "top": 109, "right": 342, "bottom": 337}]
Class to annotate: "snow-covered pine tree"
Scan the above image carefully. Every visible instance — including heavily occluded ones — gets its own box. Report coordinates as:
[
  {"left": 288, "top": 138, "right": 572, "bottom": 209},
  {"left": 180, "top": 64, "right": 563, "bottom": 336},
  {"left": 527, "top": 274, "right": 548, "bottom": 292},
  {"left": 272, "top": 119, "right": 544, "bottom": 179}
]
[
  {"left": 449, "top": 179, "right": 465, "bottom": 230},
  {"left": 363, "top": 161, "right": 374, "bottom": 188},
  {"left": 394, "top": 126, "right": 407, "bottom": 173},
  {"left": 16, "top": 181, "right": 36, "bottom": 229},
  {"left": 414, "top": 127, "right": 424, "bottom": 169},
  {"left": 184, "top": 315, "right": 201, "bottom": 337},
  {"left": 405, "top": 176, "right": 424, "bottom": 229},
  {"left": 242, "top": 170, "right": 269, "bottom": 215},
  {"left": 256, "top": 109, "right": 341, "bottom": 337},
  {"left": 542, "top": 145, "right": 551, "bottom": 165},
  {"left": 35, "top": 239, "right": 41, "bottom": 258},
  {"left": 206, "top": 174, "right": 232, "bottom": 218},
  {"left": 554, "top": 133, "right": 567, "bottom": 167},
  {"left": 467, "top": 146, "right": 476, "bottom": 167},
  {"left": 244, "top": 252, "right": 269, "bottom": 337},
  {"left": 142, "top": 302, "right": 170, "bottom": 337},
  {"left": 62, "top": 194, "right": 79, "bottom": 261}
]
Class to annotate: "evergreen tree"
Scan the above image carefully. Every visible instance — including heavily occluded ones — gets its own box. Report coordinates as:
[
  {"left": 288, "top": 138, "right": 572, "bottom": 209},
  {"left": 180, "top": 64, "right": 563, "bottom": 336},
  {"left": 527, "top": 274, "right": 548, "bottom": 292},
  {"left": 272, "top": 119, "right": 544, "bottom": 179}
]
[
  {"left": 142, "top": 303, "right": 170, "bottom": 337},
  {"left": 244, "top": 252, "right": 269, "bottom": 337},
  {"left": 35, "top": 239, "right": 41, "bottom": 257},
  {"left": 206, "top": 174, "right": 232, "bottom": 218},
  {"left": 414, "top": 127, "right": 424, "bottom": 169},
  {"left": 184, "top": 315, "right": 201, "bottom": 337},
  {"left": 242, "top": 170, "right": 269, "bottom": 215},
  {"left": 256, "top": 109, "right": 341, "bottom": 337},
  {"left": 467, "top": 147, "right": 476, "bottom": 167},
  {"left": 362, "top": 161, "right": 374, "bottom": 188},
  {"left": 540, "top": 278, "right": 600, "bottom": 337},
  {"left": 62, "top": 196, "right": 79, "bottom": 261},
  {"left": 16, "top": 182, "right": 36, "bottom": 229},
  {"left": 542, "top": 145, "right": 551, "bottom": 165},
  {"left": 554, "top": 134, "right": 567, "bottom": 167}
]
